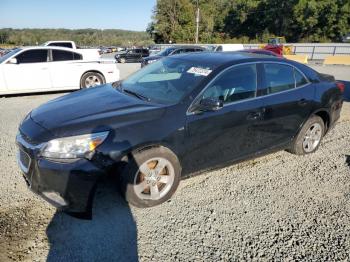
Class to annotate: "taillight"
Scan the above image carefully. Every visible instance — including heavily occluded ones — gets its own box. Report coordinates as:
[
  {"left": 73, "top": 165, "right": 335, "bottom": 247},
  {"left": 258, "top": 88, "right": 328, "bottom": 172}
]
[{"left": 336, "top": 82, "right": 345, "bottom": 93}]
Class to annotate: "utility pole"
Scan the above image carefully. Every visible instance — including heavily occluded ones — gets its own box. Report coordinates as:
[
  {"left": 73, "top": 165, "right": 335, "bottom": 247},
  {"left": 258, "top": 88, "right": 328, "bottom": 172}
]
[{"left": 195, "top": 0, "right": 199, "bottom": 44}]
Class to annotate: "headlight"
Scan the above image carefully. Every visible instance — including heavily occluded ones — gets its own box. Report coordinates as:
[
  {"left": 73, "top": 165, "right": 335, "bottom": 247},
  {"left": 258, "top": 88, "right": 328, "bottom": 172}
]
[{"left": 41, "top": 132, "right": 109, "bottom": 159}]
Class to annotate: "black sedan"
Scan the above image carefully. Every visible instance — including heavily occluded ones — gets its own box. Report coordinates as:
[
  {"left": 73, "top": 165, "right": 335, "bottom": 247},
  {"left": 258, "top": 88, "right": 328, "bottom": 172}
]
[
  {"left": 16, "top": 52, "right": 344, "bottom": 217},
  {"left": 115, "top": 48, "right": 149, "bottom": 63},
  {"left": 141, "top": 45, "right": 206, "bottom": 67}
]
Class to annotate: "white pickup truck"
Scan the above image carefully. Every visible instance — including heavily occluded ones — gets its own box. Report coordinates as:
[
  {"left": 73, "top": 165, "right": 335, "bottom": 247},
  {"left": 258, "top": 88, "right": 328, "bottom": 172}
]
[
  {"left": 0, "top": 46, "right": 119, "bottom": 95},
  {"left": 43, "top": 41, "right": 101, "bottom": 60}
]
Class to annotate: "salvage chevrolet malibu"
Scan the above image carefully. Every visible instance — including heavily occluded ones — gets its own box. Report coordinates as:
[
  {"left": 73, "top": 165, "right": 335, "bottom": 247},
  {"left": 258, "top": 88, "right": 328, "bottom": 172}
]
[{"left": 16, "top": 52, "right": 344, "bottom": 217}]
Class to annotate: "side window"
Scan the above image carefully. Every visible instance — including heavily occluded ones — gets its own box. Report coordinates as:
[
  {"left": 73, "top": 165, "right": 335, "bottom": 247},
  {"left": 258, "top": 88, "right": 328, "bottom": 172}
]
[
  {"left": 202, "top": 64, "right": 257, "bottom": 104},
  {"left": 294, "top": 68, "right": 308, "bottom": 87},
  {"left": 172, "top": 49, "right": 184, "bottom": 55},
  {"left": 263, "top": 63, "right": 295, "bottom": 94},
  {"left": 73, "top": 52, "right": 83, "bottom": 60},
  {"left": 15, "top": 49, "right": 48, "bottom": 64},
  {"left": 52, "top": 50, "right": 74, "bottom": 61}
]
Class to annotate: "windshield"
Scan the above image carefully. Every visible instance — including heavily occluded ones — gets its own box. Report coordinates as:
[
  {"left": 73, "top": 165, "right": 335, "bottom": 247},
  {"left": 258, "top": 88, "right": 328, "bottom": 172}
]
[
  {"left": 120, "top": 57, "right": 215, "bottom": 104},
  {"left": 157, "top": 47, "right": 176, "bottom": 57},
  {"left": 0, "top": 48, "right": 21, "bottom": 63}
]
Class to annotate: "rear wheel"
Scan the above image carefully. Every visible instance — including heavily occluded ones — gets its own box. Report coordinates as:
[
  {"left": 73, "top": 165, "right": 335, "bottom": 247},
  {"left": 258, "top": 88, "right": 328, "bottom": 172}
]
[
  {"left": 80, "top": 72, "right": 105, "bottom": 88},
  {"left": 288, "top": 115, "right": 325, "bottom": 155},
  {"left": 119, "top": 146, "right": 181, "bottom": 208}
]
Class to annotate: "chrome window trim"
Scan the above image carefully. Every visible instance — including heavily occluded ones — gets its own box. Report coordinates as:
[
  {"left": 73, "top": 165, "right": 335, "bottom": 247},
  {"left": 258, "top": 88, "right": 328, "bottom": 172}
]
[{"left": 186, "top": 61, "right": 311, "bottom": 115}]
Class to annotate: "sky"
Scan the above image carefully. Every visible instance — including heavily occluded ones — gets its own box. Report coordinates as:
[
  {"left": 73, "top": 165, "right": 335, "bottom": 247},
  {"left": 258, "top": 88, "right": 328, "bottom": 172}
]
[{"left": 0, "top": 0, "right": 156, "bottom": 31}]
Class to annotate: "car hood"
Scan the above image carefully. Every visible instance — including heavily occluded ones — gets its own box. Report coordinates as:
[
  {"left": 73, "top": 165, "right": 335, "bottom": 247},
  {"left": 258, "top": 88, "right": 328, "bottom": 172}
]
[{"left": 30, "top": 85, "right": 166, "bottom": 137}]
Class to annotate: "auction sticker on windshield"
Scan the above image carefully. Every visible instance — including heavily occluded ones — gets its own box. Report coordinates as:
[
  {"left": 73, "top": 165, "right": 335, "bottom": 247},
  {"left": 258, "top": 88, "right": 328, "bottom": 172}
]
[{"left": 187, "top": 67, "right": 212, "bottom": 76}]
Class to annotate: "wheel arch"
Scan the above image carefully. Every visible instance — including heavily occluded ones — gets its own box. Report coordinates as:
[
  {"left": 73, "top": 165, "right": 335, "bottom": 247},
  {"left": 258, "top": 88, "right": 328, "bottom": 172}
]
[
  {"left": 313, "top": 109, "right": 330, "bottom": 133},
  {"left": 118, "top": 142, "right": 182, "bottom": 169}
]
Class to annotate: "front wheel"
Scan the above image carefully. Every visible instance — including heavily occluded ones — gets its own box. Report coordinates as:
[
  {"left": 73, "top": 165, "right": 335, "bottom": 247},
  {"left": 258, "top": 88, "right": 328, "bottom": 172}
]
[
  {"left": 288, "top": 115, "right": 325, "bottom": 155},
  {"left": 80, "top": 72, "right": 105, "bottom": 88},
  {"left": 119, "top": 146, "right": 181, "bottom": 208}
]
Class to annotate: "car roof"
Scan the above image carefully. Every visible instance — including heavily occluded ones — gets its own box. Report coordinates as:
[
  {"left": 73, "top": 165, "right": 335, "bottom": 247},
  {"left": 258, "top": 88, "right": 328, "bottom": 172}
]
[
  {"left": 172, "top": 51, "right": 284, "bottom": 67},
  {"left": 18, "top": 46, "right": 79, "bottom": 52}
]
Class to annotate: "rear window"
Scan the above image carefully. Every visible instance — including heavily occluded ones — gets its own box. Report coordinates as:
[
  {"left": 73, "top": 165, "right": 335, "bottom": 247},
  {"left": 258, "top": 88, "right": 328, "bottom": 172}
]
[
  {"left": 52, "top": 50, "right": 74, "bottom": 61},
  {"left": 263, "top": 63, "right": 295, "bottom": 94},
  {"left": 294, "top": 69, "right": 308, "bottom": 87},
  {"left": 52, "top": 50, "right": 82, "bottom": 61}
]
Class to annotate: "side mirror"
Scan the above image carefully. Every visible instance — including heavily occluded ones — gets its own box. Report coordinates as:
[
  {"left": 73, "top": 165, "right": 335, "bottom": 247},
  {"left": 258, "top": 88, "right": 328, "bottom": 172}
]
[
  {"left": 195, "top": 97, "right": 223, "bottom": 113},
  {"left": 7, "top": 58, "right": 18, "bottom": 64}
]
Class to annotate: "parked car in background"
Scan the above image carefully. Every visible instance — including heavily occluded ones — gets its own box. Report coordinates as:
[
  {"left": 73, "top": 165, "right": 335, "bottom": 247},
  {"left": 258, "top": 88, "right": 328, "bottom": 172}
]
[
  {"left": 0, "top": 46, "right": 119, "bottom": 95},
  {"left": 16, "top": 52, "right": 343, "bottom": 217},
  {"left": 141, "top": 46, "right": 206, "bottom": 67},
  {"left": 115, "top": 48, "right": 149, "bottom": 63},
  {"left": 0, "top": 48, "right": 6, "bottom": 56},
  {"left": 214, "top": 44, "right": 244, "bottom": 52},
  {"left": 342, "top": 33, "right": 350, "bottom": 43},
  {"left": 240, "top": 49, "right": 283, "bottom": 57},
  {"left": 43, "top": 41, "right": 101, "bottom": 60}
]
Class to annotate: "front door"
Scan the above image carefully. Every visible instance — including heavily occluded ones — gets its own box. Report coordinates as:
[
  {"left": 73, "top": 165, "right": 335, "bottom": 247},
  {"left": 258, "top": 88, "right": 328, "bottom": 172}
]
[
  {"left": 183, "top": 63, "right": 267, "bottom": 173},
  {"left": 3, "top": 49, "right": 51, "bottom": 92}
]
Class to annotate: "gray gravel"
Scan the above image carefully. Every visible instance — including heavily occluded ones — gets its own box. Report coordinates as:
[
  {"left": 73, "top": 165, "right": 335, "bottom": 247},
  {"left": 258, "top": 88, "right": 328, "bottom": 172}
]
[{"left": 0, "top": 64, "right": 350, "bottom": 261}]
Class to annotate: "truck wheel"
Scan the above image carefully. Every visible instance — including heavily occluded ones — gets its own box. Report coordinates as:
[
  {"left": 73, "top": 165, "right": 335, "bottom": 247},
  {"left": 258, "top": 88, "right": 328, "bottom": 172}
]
[
  {"left": 288, "top": 115, "right": 325, "bottom": 155},
  {"left": 119, "top": 146, "right": 181, "bottom": 208},
  {"left": 80, "top": 72, "right": 105, "bottom": 88}
]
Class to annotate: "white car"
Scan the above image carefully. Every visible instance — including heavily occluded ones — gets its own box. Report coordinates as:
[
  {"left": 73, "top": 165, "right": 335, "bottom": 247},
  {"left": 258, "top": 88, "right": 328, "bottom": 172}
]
[{"left": 0, "top": 46, "right": 119, "bottom": 95}]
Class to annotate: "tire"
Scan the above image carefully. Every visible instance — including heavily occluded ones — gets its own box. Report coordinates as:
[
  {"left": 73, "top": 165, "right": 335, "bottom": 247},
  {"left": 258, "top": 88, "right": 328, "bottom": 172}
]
[
  {"left": 119, "top": 146, "right": 181, "bottom": 208},
  {"left": 80, "top": 72, "right": 105, "bottom": 89},
  {"left": 119, "top": 58, "right": 126, "bottom": 64},
  {"left": 288, "top": 115, "right": 325, "bottom": 155}
]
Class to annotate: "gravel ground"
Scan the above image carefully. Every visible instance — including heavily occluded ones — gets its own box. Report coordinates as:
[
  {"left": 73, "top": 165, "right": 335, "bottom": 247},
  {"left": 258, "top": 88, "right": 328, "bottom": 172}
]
[{"left": 0, "top": 63, "right": 349, "bottom": 261}]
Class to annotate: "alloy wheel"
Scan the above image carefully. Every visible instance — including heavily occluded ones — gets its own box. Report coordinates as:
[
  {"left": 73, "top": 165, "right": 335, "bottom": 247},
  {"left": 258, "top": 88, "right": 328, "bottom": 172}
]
[
  {"left": 84, "top": 75, "right": 101, "bottom": 88},
  {"left": 302, "top": 123, "right": 322, "bottom": 153},
  {"left": 133, "top": 157, "right": 175, "bottom": 201}
]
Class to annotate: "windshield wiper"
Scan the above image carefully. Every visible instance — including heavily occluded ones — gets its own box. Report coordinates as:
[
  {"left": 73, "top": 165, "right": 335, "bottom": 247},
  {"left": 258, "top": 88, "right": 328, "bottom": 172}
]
[{"left": 123, "top": 89, "right": 151, "bottom": 101}]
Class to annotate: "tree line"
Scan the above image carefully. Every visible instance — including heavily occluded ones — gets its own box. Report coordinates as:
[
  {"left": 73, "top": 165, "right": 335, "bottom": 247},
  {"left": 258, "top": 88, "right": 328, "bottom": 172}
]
[
  {"left": 0, "top": 28, "right": 153, "bottom": 47},
  {"left": 147, "top": 0, "right": 350, "bottom": 43}
]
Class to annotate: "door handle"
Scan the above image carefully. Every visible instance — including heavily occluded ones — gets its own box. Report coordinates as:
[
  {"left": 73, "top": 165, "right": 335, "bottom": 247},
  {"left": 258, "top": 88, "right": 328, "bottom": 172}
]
[{"left": 298, "top": 99, "right": 307, "bottom": 106}]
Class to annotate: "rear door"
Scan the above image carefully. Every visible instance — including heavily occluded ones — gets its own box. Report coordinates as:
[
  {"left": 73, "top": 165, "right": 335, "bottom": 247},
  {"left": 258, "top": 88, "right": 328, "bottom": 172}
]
[
  {"left": 257, "top": 62, "right": 314, "bottom": 147},
  {"left": 49, "top": 49, "right": 83, "bottom": 89},
  {"left": 2, "top": 49, "right": 52, "bottom": 92}
]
